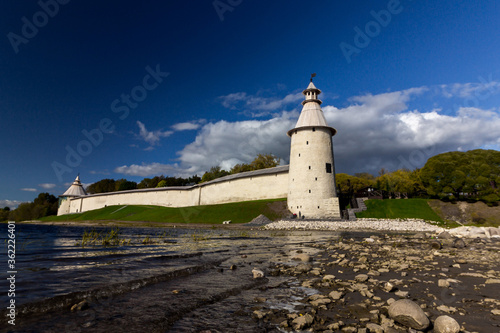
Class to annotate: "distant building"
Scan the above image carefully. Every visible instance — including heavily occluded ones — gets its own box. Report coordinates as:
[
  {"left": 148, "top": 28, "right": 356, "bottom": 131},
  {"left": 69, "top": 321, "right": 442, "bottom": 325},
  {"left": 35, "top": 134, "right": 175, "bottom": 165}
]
[{"left": 58, "top": 78, "right": 341, "bottom": 219}]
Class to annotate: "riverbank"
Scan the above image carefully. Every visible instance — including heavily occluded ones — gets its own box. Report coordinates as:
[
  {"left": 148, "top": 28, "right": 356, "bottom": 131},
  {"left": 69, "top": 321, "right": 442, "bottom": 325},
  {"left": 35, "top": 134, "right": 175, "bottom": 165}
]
[{"left": 4, "top": 223, "right": 499, "bottom": 332}]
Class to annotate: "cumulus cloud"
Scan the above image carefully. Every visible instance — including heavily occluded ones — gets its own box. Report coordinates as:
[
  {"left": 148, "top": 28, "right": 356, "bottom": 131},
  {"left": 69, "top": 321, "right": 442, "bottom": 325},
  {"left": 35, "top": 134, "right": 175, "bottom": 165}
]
[
  {"left": 322, "top": 88, "right": 500, "bottom": 173},
  {"left": 116, "top": 83, "right": 500, "bottom": 178},
  {"left": 136, "top": 121, "right": 173, "bottom": 146},
  {"left": 0, "top": 199, "right": 23, "bottom": 209},
  {"left": 20, "top": 188, "right": 37, "bottom": 192},
  {"left": 39, "top": 183, "right": 56, "bottom": 189}
]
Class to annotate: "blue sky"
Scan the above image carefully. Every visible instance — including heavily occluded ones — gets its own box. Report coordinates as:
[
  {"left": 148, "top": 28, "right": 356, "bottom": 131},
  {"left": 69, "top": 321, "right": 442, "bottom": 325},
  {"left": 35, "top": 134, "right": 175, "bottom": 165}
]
[{"left": 1, "top": 0, "right": 500, "bottom": 208}]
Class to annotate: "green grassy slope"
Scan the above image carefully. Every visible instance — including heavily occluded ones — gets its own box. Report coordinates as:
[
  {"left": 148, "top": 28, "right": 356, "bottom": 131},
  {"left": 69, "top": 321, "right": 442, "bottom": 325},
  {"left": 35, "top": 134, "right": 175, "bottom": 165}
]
[
  {"left": 355, "top": 199, "right": 443, "bottom": 222},
  {"left": 41, "top": 198, "right": 287, "bottom": 224}
]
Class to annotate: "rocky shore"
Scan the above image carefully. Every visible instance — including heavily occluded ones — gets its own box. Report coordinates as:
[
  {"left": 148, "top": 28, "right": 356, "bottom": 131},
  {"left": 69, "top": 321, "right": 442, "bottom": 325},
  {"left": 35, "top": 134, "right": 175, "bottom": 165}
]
[
  {"left": 249, "top": 231, "right": 500, "bottom": 332},
  {"left": 7, "top": 222, "right": 500, "bottom": 332}
]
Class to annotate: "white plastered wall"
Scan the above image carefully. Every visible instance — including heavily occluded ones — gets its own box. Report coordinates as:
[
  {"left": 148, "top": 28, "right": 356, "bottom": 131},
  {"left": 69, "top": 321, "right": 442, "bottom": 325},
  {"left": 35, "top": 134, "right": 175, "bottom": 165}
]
[
  {"left": 60, "top": 170, "right": 288, "bottom": 215},
  {"left": 288, "top": 127, "right": 340, "bottom": 218}
]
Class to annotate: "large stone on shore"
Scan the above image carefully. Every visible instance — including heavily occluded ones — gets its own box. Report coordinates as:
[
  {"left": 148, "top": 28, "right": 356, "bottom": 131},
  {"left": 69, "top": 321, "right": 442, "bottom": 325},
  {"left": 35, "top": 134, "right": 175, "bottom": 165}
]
[
  {"left": 433, "top": 315, "right": 460, "bottom": 333},
  {"left": 388, "top": 299, "right": 430, "bottom": 330}
]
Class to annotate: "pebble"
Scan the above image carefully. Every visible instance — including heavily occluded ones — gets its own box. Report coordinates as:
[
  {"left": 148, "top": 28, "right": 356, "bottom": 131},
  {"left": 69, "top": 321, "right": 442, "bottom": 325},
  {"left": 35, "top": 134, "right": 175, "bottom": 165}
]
[{"left": 252, "top": 268, "right": 264, "bottom": 278}]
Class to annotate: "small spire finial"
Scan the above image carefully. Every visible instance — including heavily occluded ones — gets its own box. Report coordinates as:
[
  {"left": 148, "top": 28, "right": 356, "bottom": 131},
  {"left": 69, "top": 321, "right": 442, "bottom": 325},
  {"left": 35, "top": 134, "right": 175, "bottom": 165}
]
[{"left": 310, "top": 73, "right": 316, "bottom": 82}]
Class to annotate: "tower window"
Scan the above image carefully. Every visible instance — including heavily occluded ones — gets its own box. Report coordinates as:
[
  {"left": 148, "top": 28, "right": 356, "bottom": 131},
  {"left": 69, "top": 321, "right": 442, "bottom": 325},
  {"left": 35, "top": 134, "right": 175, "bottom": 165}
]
[
  {"left": 308, "top": 166, "right": 311, "bottom": 169},
  {"left": 306, "top": 141, "right": 308, "bottom": 145},
  {"left": 298, "top": 153, "right": 301, "bottom": 157},
  {"left": 318, "top": 206, "right": 320, "bottom": 209},
  {"left": 309, "top": 190, "right": 311, "bottom": 193},
  {"left": 315, "top": 177, "right": 317, "bottom": 181},
  {"left": 326, "top": 163, "right": 332, "bottom": 173},
  {"left": 312, "top": 128, "right": 316, "bottom": 132}
]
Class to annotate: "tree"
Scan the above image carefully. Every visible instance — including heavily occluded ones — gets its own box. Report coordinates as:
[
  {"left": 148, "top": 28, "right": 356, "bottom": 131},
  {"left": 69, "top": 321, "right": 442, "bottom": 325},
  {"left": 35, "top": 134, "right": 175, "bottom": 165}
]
[
  {"left": 115, "top": 179, "right": 137, "bottom": 191},
  {"left": 138, "top": 176, "right": 165, "bottom": 189},
  {"left": 336, "top": 173, "right": 373, "bottom": 194},
  {"left": 86, "top": 179, "right": 116, "bottom": 194},
  {"left": 0, "top": 207, "right": 10, "bottom": 221},
  {"left": 201, "top": 166, "right": 230, "bottom": 183},
  {"left": 420, "top": 149, "right": 500, "bottom": 203},
  {"left": 354, "top": 172, "right": 375, "bottom": 181},
  {"left": 375, "top": 169, "right": 420, "bottom": 199},
  {"left": 230, "top": 154, "right": 280, "bottom": 174},
  {"left": 249, "top": 153, "right": 280, "bottom": 170}
]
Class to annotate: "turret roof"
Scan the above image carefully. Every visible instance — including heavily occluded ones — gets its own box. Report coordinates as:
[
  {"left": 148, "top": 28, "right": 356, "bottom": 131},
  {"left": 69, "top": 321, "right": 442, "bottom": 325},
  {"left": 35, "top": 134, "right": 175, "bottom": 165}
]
[
  {"left": 287, "top": 78, "right": 336, "bottom": 137},
  {"left": 61, "top": 175, "right": 87, "bottom": 197}
]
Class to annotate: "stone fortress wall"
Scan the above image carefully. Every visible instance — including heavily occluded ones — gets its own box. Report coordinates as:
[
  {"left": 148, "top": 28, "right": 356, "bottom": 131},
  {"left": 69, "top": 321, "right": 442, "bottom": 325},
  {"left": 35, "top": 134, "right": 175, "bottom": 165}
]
[{"left": 58, "top": 166, "right": 289, "bottom": 215}]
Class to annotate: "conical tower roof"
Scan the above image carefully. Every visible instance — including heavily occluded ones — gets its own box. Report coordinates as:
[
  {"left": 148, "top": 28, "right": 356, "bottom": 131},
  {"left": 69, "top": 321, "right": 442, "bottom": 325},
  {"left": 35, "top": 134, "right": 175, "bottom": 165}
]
[
  {"left": 61, "top": 175, "right": 87, "bottom": 197},
  {"left": 287, "top": 77, "right": 336, "bottom": 136}
]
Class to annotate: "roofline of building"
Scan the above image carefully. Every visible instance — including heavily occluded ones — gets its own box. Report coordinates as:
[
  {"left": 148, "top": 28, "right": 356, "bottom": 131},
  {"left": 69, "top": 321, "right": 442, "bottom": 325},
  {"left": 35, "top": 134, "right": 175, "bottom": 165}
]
[{"left": 61, "top": 165, "right": 290, "bottom": 199}]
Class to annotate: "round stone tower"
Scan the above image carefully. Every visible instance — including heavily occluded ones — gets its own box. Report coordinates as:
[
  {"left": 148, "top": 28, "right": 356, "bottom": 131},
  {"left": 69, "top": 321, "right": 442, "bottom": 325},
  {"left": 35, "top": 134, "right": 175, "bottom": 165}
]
[{"left": 287, "top": 77, "right": 341, "bottom": 219}]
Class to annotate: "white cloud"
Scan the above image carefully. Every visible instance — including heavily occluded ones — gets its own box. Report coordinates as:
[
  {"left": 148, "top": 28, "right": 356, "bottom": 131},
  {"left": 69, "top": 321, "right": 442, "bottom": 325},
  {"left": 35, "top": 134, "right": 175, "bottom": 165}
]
[
  {"left": 171, "top": 119, "right": 206, "bottom": 131},
  {"left": 136, "top": 121, "right": 173, "bottom": 146},
  {"left": 20, "top": 188, "right": 37, "bottom": 192},
  {"left": 0, "top": 199, "right": 23, "bottom": 209},
  {"left": 219, "top": 91, "right": 303, "bottom": 116},
  {"left": 440, "top": 80, "right": 500, "bottom": 99},
  {"left": 39, "top": 183, "right": 56, "bottom": 189},
  {"left": 114, "top": 162, "right": 181, "bottom": 177},
  {"left": 116, "top": 84, "right": 500, "bottom": 178}
]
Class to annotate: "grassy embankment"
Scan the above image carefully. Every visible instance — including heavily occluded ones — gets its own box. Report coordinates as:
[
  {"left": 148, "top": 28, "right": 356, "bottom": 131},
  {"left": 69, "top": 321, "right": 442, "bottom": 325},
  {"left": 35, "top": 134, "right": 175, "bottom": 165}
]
[
  {"left": 40, "top": 198, "right": 287, "bottom": 225},
  {"left": 356, "top": 199, "right": 444, "bottom": 223}
]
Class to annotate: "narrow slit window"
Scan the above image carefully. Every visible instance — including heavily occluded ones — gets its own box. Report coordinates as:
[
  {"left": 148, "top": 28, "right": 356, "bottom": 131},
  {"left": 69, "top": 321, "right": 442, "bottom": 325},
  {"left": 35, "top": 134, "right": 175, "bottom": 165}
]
[{"left": 326, "top": 163, "right": 332, "bottom": 173}]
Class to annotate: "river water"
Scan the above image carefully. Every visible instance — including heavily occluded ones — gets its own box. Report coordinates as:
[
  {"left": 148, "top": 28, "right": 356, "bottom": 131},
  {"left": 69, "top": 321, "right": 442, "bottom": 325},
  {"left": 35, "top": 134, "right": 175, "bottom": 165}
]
[{"left": 1, "top": 223, "right": 366, "bottom": 332}]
